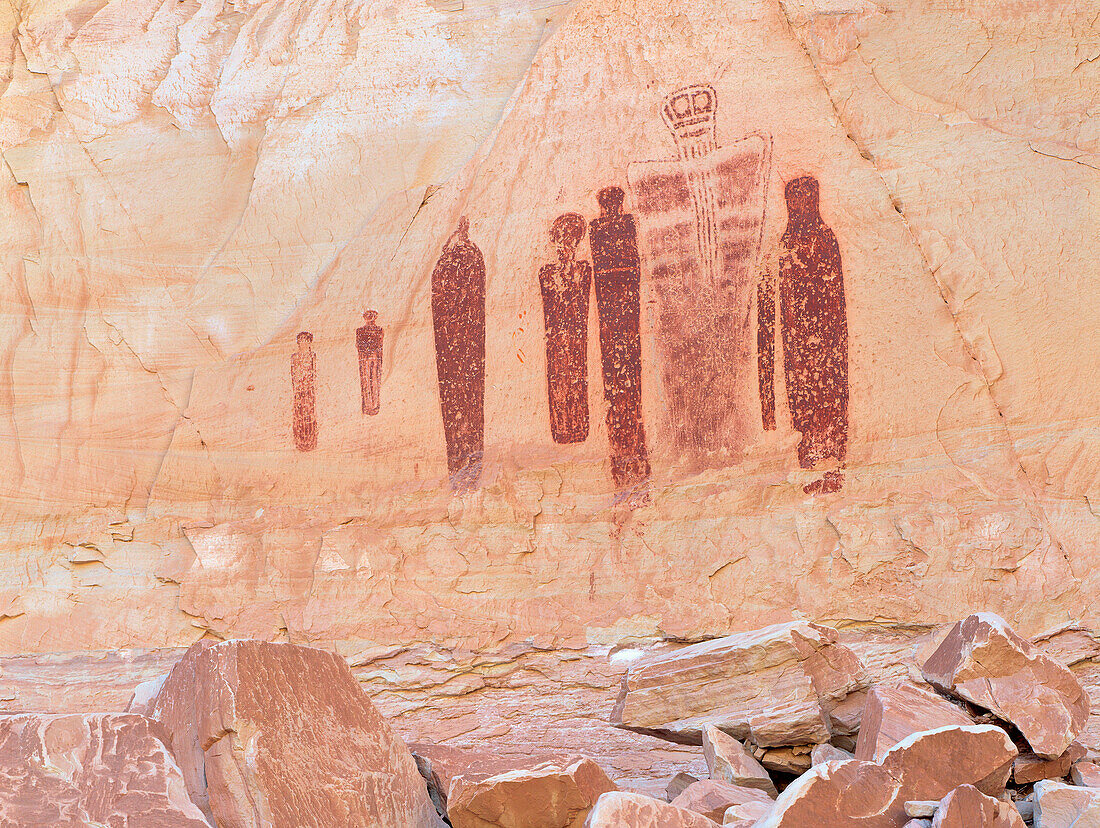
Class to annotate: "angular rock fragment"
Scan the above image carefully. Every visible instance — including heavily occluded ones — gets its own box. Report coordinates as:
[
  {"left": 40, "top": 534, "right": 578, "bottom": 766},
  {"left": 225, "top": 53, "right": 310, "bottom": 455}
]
[
  {"left": 929, "top": 784, "right": 1025, "bottom": 828},
  {"left": 584, "top": 791, "right": 720, "bottom": 827},
  {"left": 921, "top": 614, "right": 1089, "bottom": 757},
  {"left": 149, "top": 640, "right": 442, "bottom": 828},
  {"left": 0, "top": 713, "right": 211, "bottom": 827},
  {"left": 613, "top": 622, "right": 868, "bottom": 746},
  {"left": 448, "top": 756, "right": 616, "bottom": 828},
  {"left": 903, "top": 821, "right": 932, "bottom": 828},
  {"left": 703, "top": 725, "right": 777, "bottom": 795},
  {"left": 722, "top": 800, "right": 772, "bottom": 825},
  {"left": 1032, "top": 780, "right": 1100, "bottom": 828},
  {"left": 760, "top": 745, "right": 813, "bottom": 775},
  {"left": 855, "top": 682, "right": 972, "bottom": 761},
  {"left": 666, "top": 772, "right": 701, "bottom": 801},
  {"left": 671, "top": 779, "right": 772, "bottom": 822},
  {"left": 1070, "top": 760, "right": 1100, "bottom": 787},
  {"left": 409, "top": 742, "right": 553, "bottom": 814},
  {"left": 905, "top": 801, "right": 937, "bottom": 817},
  {"left": 812, "top": 743, "right": 854, "bottom": 764},
  {"left": 755, "top": 725, "right": 1017, "bottom": 827},
  {"left": 1013, "top": 742, "right": 1086, "bottom": 784}
]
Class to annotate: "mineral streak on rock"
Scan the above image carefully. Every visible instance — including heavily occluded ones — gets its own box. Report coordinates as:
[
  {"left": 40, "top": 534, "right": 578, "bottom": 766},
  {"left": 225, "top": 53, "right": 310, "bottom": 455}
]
[{"left": 431, "top": 216, "right": 487, "bottom": 492}]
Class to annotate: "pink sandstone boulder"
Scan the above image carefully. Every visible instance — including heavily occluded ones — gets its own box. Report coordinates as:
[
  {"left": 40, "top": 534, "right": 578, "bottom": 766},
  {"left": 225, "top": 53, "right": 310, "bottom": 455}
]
[
  {"left": 0, "top": 713, "right": 211, "bottom": 827},
  {"left": 613, "top": 622, "right": 868, "bottom": 746},
  {"left": 722, "top": 800, "right": 772, "bottom": 825},
  {"left": 149, "top": 639, "right": 442, "bottom": 828},
  {"left": 702, "top": 724, "right": 777, "bottom": 796},
  {"left": 1070, "top": 760, "right": 1100, "bottom": 787},
  {"left": 446, "top": 757, "right": 617, "bottom": 828},
  {"left": 754, "top": 725, "right": 1017, "bottom": 827},
  {"left": 1013, "top": 742, "right": 1086, "bottom": 784},
  {"left": 671, "top": 779, "right": 772, "bottom": 822},
  {"left": 921, "top": 614, "right": 1089, "bottom": 758},
  {"left": 930, "top": 785, "right": 1025, "bottom": 828},
  {"left": 584, "top": 791, "right": 719, "bottom": 827},
  {"left": 855, "top": 682, "right": 973, "bottom": 761},
  {"left": 1032, "top": 780, "right": 1100, "bottom": 827},
  {"left": 667, "top": 772, "right": 701, "bottom": 800},
  {"left": 409, "top": 742, "right": 558, "bottom": 813},
  {"left": 812, "top": 743, "right": 855, "bottom": 764}
]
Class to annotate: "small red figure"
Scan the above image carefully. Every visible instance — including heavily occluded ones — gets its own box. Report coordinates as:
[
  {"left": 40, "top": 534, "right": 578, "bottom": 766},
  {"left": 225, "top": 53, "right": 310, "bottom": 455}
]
[
  {"left": 356, "top": 310, "right": 383, "bottom": 416},
  {"left": 291, "top": 331, "right": 318, "bottom": 452}
]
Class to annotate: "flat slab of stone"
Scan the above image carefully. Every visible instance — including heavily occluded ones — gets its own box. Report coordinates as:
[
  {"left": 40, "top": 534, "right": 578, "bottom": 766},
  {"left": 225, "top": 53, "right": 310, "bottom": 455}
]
[
  {"left": 612, "top": 622, "right": 868, "bottom": 746},
  {"left": 447, "top": 757, "right": 616, "bottom": 828},
  {"left": 0, "top": 713, "right": 211, "bottom": 827},
  {"left": 1032, "top": 780, "right": 1100, "bottom": 828},
  {"left": 922, "top": 614, "right": 1089, "bottom": 758},
  {"left": 671, "top": 779, "right": 772, "bottom": 822},
  {"left": 149, "top": 639, "right": 441, "bottom": 828},
  {"left": 702, "top": 725, "right": 776, "bottom": 796},
  {"left": 930, "top": 785, "right": 1025, "bottom": 828},
  {"left": 855, "top": 682, "right": 972, "bottom": 761},
  {"left": 585, "top": 791, "right": 721, "bottom": 827}
]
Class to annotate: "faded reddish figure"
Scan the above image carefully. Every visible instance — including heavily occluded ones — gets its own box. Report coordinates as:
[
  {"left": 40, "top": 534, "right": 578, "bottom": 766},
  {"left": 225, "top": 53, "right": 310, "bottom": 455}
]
[
  {"left": 539, "top": 213, "right": 591, "bottom": 444},
  {"left": 356, "top": 310, "right": 383, "bottom": 415},
  {"left": 431, "top": 217, "right": 486, "bottom": 492},
  {"left": 590, "top": 187, "right": 651, "bottom": 492},
  {"left": 291, "top": 331, "right": 318, "bottom": 452},
  {"left": 758, "top": 175, "right": 849, "bottom": 494}
]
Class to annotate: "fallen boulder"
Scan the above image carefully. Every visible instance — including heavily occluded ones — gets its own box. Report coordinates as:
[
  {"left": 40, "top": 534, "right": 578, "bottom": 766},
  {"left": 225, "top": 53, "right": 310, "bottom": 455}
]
[
  {"left": 612, "top": 622, "right": 868, "bottom": 746},
  {"left": 447, "top": 757, "right": 616, "bottom": 828},
  {"left": 879, "top": 725, "right": 1017, "bottom": 800},
  {"left": 670, "top": 779, "right": 772, "bottom": 822},
  {"left": 812, "top": 743, "right": 854, "bottom": 764},
  {"left": 702, "top": 725, "right": 776, "bottom": 796},
  {"left": 1032, "top": 780, "right": 1100, "bottom": 828},
  {"left": 929, "top": 785, "right": 1025, "bottom": 828},
  {"left": 855, "top": 682, "right": 972, "bottom": 761},
  {"left": 409, "top": 742, "right": 554, "bottom": 814},
  {"left": 666, "top": 772, "right": 700, "bottom": 801},
  {"left": 921, "top": 614, "right": 1089, "bottom": 758},
  {"left": 149, "top": 639, "right": 442, "bottom": 828},
  {"left": 1070, "top": 760, "right": 1100, "bottom": 787},
  {"left": 1013, "top": 742, "right": 1086, "bottom": 784},
  {"left": 584, "top": 791, "right": 720, "bottom": 827},
  {"left": 0, "top": 713, "right": 211, "bottom": 827},
  {"left": 722, "top": 800, "right": 772, "bottom": 825}
]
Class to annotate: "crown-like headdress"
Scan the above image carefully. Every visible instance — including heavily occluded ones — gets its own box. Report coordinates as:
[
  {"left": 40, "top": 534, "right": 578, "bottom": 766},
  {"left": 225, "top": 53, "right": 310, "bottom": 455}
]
[{"left": 661, "top": 84, "right": 718, "bottom": 158}]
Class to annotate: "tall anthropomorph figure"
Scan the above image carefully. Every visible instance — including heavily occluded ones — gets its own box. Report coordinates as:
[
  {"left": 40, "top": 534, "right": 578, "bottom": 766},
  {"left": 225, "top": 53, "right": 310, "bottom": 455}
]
[
  {"left": 431, "top": 216, "right": 486, "bottom": 492},
  {"left": 589, "top": 187, "right": 651, "bottom": 491},
  {"left": 539, "top": 213, "right": 591, "bottom": 444},
  {"left": 356, "top": 310, "right": 383, "bottom": 415},
  {"left": 291, "top": 331, "right": 318, "bottom": 452},
  {"left": 758, "top": 175, "right": 849, "bottom": 493}
]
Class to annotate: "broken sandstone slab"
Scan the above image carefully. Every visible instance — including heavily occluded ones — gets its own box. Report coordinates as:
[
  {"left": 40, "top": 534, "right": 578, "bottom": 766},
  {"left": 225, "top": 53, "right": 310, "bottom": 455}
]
[
  {"left": 670, "top": 779, "right": 772, "bottom": 822},
  {"left": 754, "top": 724, "right": 1016, "bottom": 827},
  {"left": 409, "top": 742, "right": 559, "bottom": 814},
  {"left": 702, "top": 724, "right": 777, "bottom": 796},
  {"left": 149, "top": 639, "right": 442, "bottom": 828},
  {"left": 855, "top": 682, "right": 973, "bottom": 762},
  {"left": 1013, "top": 742, "right": 1086, "bottom": 784},
  {"left": 1032, "top": 780, "right": 1100, "bottom": 828},
  {"left": 0, "top": 713, "right": 211, "bottom": 827},
  {"left": 922, "top": 614, "right": 1089, "bottom": 758},
  {"left": 722, "top": 800, "right": 772, "bottom": 825},
  {"left": 447, "top": 757, "right": 617, "bottom": 828},
  {"left": 613, "top": 622, "right": 868, "bottom": 746},
  {"left": 929, "top": 785, "right": 1025, "bottom": 828},
  {"left": 1070, "top": 760, "right": 1100, "bottom": 787},
  {"left": 584, "top": 791, "right": 719, "bottom": 827},
  {"left": 812, "top": 743, "right": 855, "bottom": 764}
]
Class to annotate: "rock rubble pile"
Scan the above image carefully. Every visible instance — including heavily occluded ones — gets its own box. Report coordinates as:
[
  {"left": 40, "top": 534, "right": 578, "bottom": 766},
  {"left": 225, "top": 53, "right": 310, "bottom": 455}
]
[{"left": 1, "top": 613, "right": 1097, "bottom": 827}]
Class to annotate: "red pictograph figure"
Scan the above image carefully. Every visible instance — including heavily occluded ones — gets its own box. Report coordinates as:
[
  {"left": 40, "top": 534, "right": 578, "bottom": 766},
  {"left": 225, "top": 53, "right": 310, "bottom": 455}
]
[
  {"left": 431, "top": 217, "right": 486, "bottom": 492},
  {"left": 356, "top": 310, "right": 383, "bottom": 416},
  {"left": 291, "top": 331, "right": 318, "bottom": 452},
  {"left": 758, "top": 175, "right": 849, "bottom": 494},
  {"left": 589, "top": 187, "right": 651, "bottom": 491},
  {"left": 539, "top": 213, "right": 591, "bottom": 444}
]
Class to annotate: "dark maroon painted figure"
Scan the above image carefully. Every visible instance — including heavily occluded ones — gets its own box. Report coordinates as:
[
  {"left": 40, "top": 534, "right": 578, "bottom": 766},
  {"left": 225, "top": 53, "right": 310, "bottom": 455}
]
[
  {"left": 291, "top": 331, "right": 318, "bottom": 452},
  {"left": 539, "top": 213, "right": 591, "bottom": 444},
  {"left": 356, "top": 310, "right": 383, "bottom": 415},
  {"left": 431, "top": 217, "right": 486, "bottom": 492},
  {"left": 758, "top": 175, "right": 849, "bottom": 494},
  {"left": 589, "top": 187, "right": 651, "bottom": 490}
]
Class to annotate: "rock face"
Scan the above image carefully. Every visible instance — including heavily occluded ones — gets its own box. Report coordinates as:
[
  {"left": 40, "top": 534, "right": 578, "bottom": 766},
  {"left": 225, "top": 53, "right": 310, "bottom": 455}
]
[
  {"left": 1032, "top": 780, "right": 1100, "bottom": 828},
  {"left": 756, "top": 725, "right": 1017, "bottom": 827},
  {"left": 929, "top": 785, "right": 1025, "bottom": 828},
  {"left": 922, "top": 614, "right": 1089, "bottom": 757},
  {"left": 447, "top": 757, "right": 617, "bottom": 828},
  {"left": 584, "top": 792, "right": 720, "bottom": 828},
  {"left": 148, "top": 639, "right": 441, "bottom": 828},
  {"left": 702, "top": 725, "right": 777, "bottom": 795},
  {"left": 855, "top": 682, "right": 973, "bottom": 762},
  {"left": 612, "top": 622, "right": 868, "bottom": 746},
  {"left": 670, "top": 779, "right": 772, "bottom": 822},
  {"left": 0, "top": 713, "right": 211, "bottom": 827}
]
